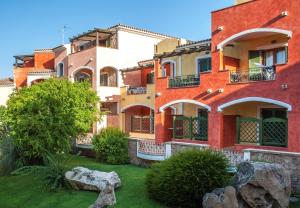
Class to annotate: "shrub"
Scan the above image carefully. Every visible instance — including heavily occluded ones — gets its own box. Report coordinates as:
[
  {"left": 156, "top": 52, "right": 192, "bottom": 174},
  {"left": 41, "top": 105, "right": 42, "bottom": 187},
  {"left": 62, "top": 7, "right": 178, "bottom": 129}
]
[
  {"left": 146, "top": 149, "right": 231, "bottom": 208},
  {"left": 0, "top": 136, "right": 17, "bottom": 176},
  {"left": 92, "top": 127, "right": 129, "bottom": 164},
  {"left": 5, "top": 79, "right": 101, "bottom": 160},
  {"left": 11, "top": 153, "right": 71, "bottom": 192}
]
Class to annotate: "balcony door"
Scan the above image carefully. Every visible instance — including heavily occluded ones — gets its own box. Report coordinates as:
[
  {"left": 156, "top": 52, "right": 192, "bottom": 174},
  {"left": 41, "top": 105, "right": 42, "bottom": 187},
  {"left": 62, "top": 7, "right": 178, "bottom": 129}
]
[{"left": 248, "top": 51, "right": 261, "bottom": 71}]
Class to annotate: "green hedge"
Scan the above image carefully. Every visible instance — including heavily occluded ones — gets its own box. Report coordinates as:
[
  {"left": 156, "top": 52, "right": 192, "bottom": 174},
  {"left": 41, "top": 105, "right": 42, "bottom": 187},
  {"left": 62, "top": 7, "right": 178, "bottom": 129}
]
[
  {"left": 146, "top": 149, "right": 231, "bottom": 208},
  {"left": 92, "top": 127, "right": 129, "bottom": 164}
]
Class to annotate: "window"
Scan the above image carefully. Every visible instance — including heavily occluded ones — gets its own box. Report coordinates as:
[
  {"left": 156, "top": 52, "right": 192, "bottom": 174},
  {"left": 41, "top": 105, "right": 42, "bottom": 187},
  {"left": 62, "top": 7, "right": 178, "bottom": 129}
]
[
  {"left": 276, "top": 48, "right": 287, "bottom": 64},
  {"left": 261, "top": 108, "right": 287, "bottom": 120},
  {"left": 146, "top": 72, "right": 154, "bottom": 84},
  {"left": 263, "top": 48, "right": 287, "bottom": 65},
  {"left": 57, "top": 63, "right": 64, "bottom": 77},
  {"left": 197, "top": 109, "right": 208, "bottom": 118},
  {"left": 197, "top": 57, "right": 211, "bottom": 74},
  {"left": 100, "top": 74, "right": 108, "bottom": 86}
]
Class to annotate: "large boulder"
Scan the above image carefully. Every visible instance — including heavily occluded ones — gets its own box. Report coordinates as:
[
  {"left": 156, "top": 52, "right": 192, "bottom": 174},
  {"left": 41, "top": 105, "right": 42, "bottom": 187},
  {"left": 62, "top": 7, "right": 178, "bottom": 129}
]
[
  {"left": 202, "top": 186, "right": 238, "bottom": 208},
  {"left": 65, "top": 167, "right": 121, "bottom": 208},
  {"left": 234, "top": 162, "right": 291, "bottom": 208},
  {"left": 65, "top": 167, "right": 121, "bottom": 191}
]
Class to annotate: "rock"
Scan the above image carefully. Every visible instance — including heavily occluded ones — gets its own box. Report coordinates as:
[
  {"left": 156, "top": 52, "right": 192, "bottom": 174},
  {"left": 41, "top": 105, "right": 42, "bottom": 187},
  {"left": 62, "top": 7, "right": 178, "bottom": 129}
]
[
  {"left": 202, "top": 186, "right": 238, "bottom": 208},
  {"left": 234, "top": 162, "right": 291, "bottom": 208},
  {"left": 89, "top": 181, "right": 116, "bottom": 208},
  {"left": 65, "top": 167, "right": 121, "bottom": 191},
  {"left": 65, "top": 167, "right": 121, "bottom": 208}
]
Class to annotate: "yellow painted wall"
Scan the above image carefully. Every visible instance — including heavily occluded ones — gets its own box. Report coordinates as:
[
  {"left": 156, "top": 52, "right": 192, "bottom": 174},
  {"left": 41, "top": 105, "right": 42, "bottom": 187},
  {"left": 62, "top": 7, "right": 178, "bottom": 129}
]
[
  {"left": 222, "top": 102, "right": 281, "bottom": 118},
  {"left": 155, "top": 38, "right": 187, "bottom": 55},
  {"left": 120, "top": 84, "right": 155, "bottom": 131},
  {"left": 224, "top": 34, "right": 288, "bottom": 70},
  {"left": 161, "top": 51, "right": 211, "bottom": 76},
  {"left": 235, "top": 0, "right": 252, "bottom": 4}
]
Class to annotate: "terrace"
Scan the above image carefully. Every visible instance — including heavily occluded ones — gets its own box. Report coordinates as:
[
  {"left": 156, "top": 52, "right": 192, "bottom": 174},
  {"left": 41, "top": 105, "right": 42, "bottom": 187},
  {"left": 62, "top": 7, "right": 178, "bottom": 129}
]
[
  {"left": 70, "top": 28, "right": 118, "bottom": 54},
  {"left": 218, "top": 28, "right": 291, "bottom": 84}
]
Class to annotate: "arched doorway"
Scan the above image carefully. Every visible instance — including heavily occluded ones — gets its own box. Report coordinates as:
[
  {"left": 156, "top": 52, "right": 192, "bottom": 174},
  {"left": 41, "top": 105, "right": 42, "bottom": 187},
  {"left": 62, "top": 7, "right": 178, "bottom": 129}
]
[
  {"left": 121, "top": 104, "right": 154, "bottom": 139},
  {"left": 159, "top": 99, "right": 211, "bottom": 141},
  {"left": 161, "top": 60, "right": 176, "bottom": 77},
  {"left": 218, "top": 97, "right": 291, "bottom": 148}
]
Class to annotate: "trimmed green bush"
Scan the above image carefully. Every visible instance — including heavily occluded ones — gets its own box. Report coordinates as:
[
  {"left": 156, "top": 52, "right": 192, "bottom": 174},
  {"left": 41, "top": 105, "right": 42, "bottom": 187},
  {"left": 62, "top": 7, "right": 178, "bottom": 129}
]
[
  {"left": 92, "top": 127, "right": 129, "bottom": 164},
  {"left": 146, "top": 149, "right": 231, "bottom": 208}
]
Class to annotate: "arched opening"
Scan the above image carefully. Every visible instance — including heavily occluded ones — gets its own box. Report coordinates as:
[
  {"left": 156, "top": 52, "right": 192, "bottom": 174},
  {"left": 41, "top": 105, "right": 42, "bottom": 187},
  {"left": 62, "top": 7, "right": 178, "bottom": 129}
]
[
  {"left": 219, "top": 97, "right": 290, "bottom": 148},
  {"left": 161, "top": 60, "right": 176, "bottom": 77},
  {"left": 100, "top": 67, "right": 118, "bottom": 87},
  {"left": 218, "top": 28, "right": 292, "bottom": 83},
  {"left": 74, "top": 68, "right": 93, "bottom": 84},
  {"left": 159, "top": 100, "right": 210, "bottom": 141},
  {"left": 122, "top": 105, "right": 154, "bottom": 139},
  {"left": 31, "top": 78, "right": 46, "bottom": 85},
  {"left": 57, "top": 63, "right": 64, "bottom": 77}
]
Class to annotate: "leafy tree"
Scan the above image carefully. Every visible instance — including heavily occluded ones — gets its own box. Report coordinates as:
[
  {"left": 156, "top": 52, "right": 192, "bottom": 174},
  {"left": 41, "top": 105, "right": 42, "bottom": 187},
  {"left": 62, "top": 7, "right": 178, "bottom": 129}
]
[{"left": 6, "top": 79, "right": 100, "bottom": 159}]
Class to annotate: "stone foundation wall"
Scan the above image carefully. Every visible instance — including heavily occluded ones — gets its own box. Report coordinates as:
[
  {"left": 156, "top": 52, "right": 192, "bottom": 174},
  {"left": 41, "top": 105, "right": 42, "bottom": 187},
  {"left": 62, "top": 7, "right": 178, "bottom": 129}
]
[
  {"left": 246, "top": 149, "right": 300, "bottom": 193},
  {"left": 128, "top": 139, "right": 155, "bottom": 167}
]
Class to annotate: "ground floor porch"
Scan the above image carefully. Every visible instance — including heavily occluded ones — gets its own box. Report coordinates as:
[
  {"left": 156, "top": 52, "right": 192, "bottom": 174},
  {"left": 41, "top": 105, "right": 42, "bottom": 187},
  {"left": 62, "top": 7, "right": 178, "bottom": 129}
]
[{"left": 155, "top": 97, "right": 294, "bottom": 152}]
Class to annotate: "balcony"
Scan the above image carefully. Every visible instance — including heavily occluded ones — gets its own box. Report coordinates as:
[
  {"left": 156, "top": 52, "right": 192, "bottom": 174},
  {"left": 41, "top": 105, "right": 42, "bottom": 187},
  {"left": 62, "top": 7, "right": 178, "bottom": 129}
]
[
  {"left": 127, "top": 87, "right": 147, "bottom": 95},
  {"left": 168, "top": 74, "right": 200, "bottom": 88},
  {"left": 230, "top": 66, "right": 276, "bottom": 84}
]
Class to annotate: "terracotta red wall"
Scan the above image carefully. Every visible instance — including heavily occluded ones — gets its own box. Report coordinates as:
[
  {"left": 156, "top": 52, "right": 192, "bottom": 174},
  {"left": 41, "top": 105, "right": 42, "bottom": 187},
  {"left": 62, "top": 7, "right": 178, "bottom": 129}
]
[
  {"left": 154, "top": 0, "right": 300, "bottom": 152},
  {"left": 222, "top": 115, "right": 237, "bottom": 147},
  {"left": 122, "top": 70, "right": 142, "bottom": 87},
  {"left": 223, "top": 56, "right": 240, "bottom": 71},
  {"left": 141, "top": 66, "right": 153, "bottom": 86},
  {"left": 34, "top": 52, "right": 55, "bottom": 69}
]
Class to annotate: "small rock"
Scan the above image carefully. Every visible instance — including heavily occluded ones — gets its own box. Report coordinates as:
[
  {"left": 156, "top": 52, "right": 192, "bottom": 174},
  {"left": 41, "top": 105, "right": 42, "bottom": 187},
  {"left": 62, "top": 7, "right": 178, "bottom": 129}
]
[{"left": 202, "top": 186, "right": 238, "bottom": 208}]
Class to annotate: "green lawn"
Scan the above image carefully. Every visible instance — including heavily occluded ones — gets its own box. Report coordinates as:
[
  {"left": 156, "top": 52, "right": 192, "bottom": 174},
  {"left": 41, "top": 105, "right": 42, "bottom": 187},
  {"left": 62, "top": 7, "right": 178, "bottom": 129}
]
[
  {"left": 0, "top": 155, "right": 299, "bottom": 208},
  {"left": 0, "top": 155, "right": 165, "bottom": 208}
]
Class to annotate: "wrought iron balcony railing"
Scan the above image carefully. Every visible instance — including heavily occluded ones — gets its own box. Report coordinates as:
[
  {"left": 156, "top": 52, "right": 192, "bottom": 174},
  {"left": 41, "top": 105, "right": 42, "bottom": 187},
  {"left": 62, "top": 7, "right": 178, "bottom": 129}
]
[
  {"left": 230, "top": 66, "right": 276, "bottom": 83},
  {"left": 127, "top": 86, "right": 147, "bottom": 95},
  {"left": 168, "top": 74, "right": 200, "bottom": 88}
]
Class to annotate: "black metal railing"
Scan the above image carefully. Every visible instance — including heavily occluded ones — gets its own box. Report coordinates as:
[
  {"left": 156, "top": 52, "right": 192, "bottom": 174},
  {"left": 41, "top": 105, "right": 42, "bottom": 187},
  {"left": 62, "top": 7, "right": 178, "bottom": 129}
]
[
  {"left": 127, "top": 87, "right": 147, "bottom": 95},
  {"left": 168, "top": 74, "right": 200, "bottom": 88},
  {"left": 230, "top": 66, "right": 276, "bottom": 83}
]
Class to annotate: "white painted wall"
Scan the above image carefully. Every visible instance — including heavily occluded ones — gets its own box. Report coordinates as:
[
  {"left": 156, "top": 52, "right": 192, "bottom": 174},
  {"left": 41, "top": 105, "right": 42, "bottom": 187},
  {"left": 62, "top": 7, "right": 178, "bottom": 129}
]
[
  {"left": 117, "top": 30, "right": 164, "bottom": 67},
  {"left": 0, "top": 86, "right": 15, "bottom": 106},
  {"left": 27, "top": 74, "right": 53, "bottom": 86}
]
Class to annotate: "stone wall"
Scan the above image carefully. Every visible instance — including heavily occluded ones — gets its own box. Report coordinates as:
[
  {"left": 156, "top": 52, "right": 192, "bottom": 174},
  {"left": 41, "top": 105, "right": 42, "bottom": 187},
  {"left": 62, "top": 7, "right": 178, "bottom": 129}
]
[
  {"left": 245, "top": 149, "right": 300, "bottom": 193},
  {"left": 128, "top": 139, "right": 155, "bottom": 167}
]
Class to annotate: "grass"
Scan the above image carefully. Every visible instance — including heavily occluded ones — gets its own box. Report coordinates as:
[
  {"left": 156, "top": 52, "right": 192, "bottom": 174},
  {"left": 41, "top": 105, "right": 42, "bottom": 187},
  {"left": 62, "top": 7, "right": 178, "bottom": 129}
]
[
  {"left": 0, "top": 155, "right": 165, "bottom": 208},
  {"left": 0, "top": 155, "right": 299, "bottom": 208}
]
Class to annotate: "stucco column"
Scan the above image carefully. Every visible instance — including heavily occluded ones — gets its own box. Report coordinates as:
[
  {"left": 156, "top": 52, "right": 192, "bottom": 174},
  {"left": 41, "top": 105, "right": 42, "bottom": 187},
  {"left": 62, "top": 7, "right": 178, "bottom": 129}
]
[
  {"left": 155, "top": 111, "right": 171, "bottom": 144},
  {"left": 208, "top": 111, "right": 224, "bottom": 149},
  {"left": 219, "top": 48, "right": 224, "bottom": 71}
]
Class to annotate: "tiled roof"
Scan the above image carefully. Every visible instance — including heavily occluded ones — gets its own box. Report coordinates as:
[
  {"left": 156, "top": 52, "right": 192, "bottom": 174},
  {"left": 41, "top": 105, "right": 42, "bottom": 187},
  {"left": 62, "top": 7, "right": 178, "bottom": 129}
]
[
  {"left": 108, "top": 23, "right": 177, "bottom": 39},
  {"left": 176, "top": 39, "right": 211, "bottom": 49},
  {"left": 0, "top": 78, "right": 14, "bottom": 86},
  {"left": 34, "top": 48, "right": 54, "bottom": 52}
]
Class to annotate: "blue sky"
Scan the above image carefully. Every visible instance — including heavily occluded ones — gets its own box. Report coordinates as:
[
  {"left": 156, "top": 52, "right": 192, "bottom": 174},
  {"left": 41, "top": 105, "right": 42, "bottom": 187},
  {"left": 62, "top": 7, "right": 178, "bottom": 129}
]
[{"left": 0, "top": 0, "right": 233, "bottom": 78}]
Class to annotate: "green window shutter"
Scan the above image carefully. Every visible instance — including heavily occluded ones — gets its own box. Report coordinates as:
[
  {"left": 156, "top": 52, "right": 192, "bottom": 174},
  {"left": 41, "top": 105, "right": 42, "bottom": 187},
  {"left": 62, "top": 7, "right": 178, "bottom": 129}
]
[{"left": 198, "top": 58, "right": 211, "bottom": 73}]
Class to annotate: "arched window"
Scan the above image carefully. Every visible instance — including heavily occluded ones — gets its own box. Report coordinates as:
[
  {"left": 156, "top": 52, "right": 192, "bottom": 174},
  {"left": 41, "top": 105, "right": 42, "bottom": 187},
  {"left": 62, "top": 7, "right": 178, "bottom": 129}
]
[{"left": 57, "top": 63, "right": 64, "bottom": 77}]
